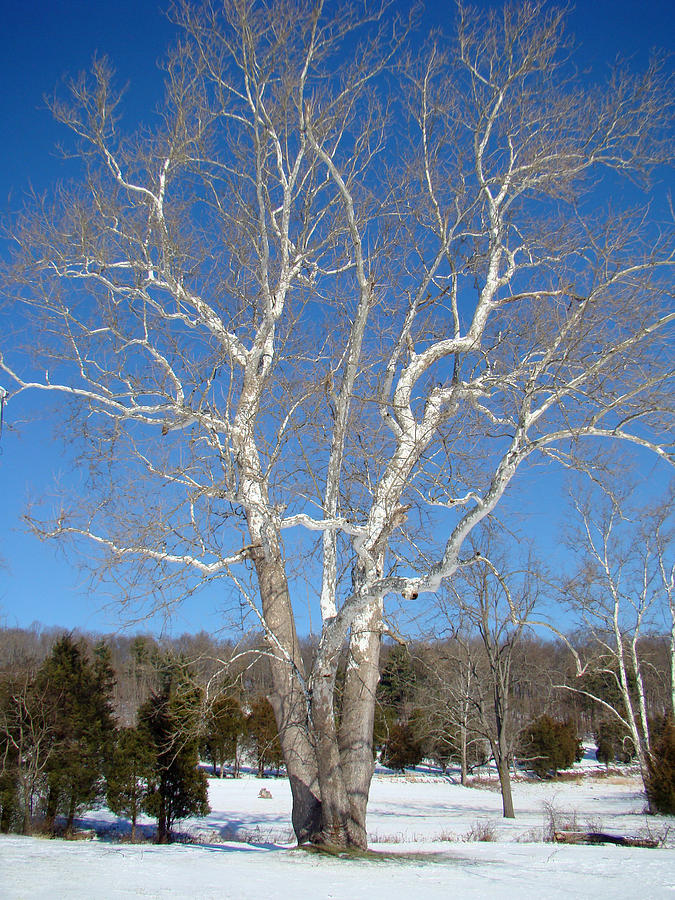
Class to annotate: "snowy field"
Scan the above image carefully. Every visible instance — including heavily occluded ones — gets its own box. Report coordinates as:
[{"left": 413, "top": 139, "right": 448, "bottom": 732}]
[{"left": 2, "top": 765, "right": 674, "bottom": 899}]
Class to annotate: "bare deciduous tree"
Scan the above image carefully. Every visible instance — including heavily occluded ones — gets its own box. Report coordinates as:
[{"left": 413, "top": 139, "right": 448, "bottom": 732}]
[
  {"left": 0, "top": 675, "right": 55, "bottom": 834},
  {"left": 562, "top": 485, "right": 674, "bottom": 806},
  {"left": 1, "top": 1, "right": 673, "bottom": 846},
  {"left": 434, "top": 536, "right": 542, "bottom": 818},
  {"left": 419, "top": 639, "right": 482, "bottom": 785}
]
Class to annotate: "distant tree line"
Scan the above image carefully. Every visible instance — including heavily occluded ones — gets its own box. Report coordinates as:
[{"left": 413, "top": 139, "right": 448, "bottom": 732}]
[
  {"left": 374, "top": 633, "right": 673, "bottom": 815},
  {"left": 0, "top": 623, "right": 673, "bottom": 835}
]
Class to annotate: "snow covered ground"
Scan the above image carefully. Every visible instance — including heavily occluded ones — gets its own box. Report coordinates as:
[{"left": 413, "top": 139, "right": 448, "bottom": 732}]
[{"left": 2, "top": 765, "right": 674, "bottom": 899}]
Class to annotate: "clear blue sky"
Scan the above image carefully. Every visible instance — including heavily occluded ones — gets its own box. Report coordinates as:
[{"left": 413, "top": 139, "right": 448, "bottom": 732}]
[{"left": 0, "top": 0, "right": 672, "bottom": 636}]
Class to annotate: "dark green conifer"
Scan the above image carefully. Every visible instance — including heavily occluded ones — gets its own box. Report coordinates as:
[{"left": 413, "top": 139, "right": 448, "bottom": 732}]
[
  {"left": 646, "top": 719, "right": 675, "bottom": 815},
  {"left": 36, "top": 635, "right": 116, "bottom": 835},
  {"left": 246, "top": 697, "right": 284, "bottom": 777},
  {"left": 201, "top": 694, "right": 247, "bottom": 777},
  {"left": 517, "top": 716, "right": 582, "bottom": 778},
  {"left": 0, "top": 738, "right": 19, "bottom": 833},
  {"left": 139, "top": 661, "right": 209, "bottom": 843},
  {"left": 381, "top": 720, "right": 425, "bottom": 772},
  {"left": 595, "top": 719, "right": 635, "bottom": 766},
  {"left": 106, "top": 726, "right": 154, "bottom": 840}
]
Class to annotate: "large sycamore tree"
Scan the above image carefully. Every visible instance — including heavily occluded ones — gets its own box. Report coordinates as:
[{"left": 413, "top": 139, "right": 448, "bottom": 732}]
[{"left": 1, "top": 1, "right": 673, "bottom": 847}]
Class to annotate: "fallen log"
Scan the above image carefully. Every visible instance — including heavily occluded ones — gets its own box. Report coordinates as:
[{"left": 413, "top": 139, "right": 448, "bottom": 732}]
[{"left": 553, "top": 830, "right": 658, "bottom": 848}]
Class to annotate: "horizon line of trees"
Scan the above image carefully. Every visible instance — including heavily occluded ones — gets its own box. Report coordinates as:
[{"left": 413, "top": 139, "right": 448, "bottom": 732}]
[{"left": 1, "top": 620, "right": 673, "bottom": 835}]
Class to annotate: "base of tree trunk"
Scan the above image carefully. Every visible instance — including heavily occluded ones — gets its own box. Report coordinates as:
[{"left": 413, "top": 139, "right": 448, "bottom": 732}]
[{"left": 298, "top": 842, "right": 375, "bottom": 859}]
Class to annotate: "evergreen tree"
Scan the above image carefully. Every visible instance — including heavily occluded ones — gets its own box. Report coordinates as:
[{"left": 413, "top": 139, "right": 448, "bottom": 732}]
[
  {"left": 106, "top": 726, "right": 154, "bottom": 841},
  {"left": 246, "top": 698, "right": 284, "bottom": 777},
  {"left": 201, "top": 694, "right": 246, "bottom": 778},
  {"left": 518, "top": 716, "right": 582, "bottom": 778},
  {"left": 381, "top": 720, "right": 425, "bottom": 772},
  {"left": 0, "top": 674, "right": 20, "bottom": 833},
  {"left": 0, "top": 734, "right": 19, "bottom": 833},
  {"left": 36, "top": 635, "right": 116, "bottom": 834},
  {"left": 139, "top": 661, "right": 209, "bottom": 843},
  {"left": 646, "top": 719, "right": 675, "bottom": 815},
  {"left": 372, "top": 703, "right": 396, "bottom": 760},
  {"left": 595, "top": 719, "right": 635, "bottom": 766},
  {"left": 378, "top": 646, "right": 419, "bottom": 716}
]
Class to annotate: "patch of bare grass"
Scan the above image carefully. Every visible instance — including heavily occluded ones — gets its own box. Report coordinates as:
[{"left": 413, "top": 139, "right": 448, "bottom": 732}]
[{"left": 368, "top": 832, "right": 408, "bottom": 844}]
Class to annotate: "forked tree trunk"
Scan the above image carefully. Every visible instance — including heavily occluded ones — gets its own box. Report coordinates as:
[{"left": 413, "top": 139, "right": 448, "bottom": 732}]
[
  {"left": 253, "top": 541, "right": 382, "bottom": 848},
  {"left": 303, "top": 602, "right": 382, "bottom": 850},
  {"left": 311, "top": 654, "right": 352, "bottom": 847},
  {"left": 268, "top": 658, "right": 323, "bottom": 842}
]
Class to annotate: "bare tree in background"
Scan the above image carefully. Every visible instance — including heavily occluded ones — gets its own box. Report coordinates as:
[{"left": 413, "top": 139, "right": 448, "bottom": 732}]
[
  {"left": 419, "top": 638, "right": 481, "bottom": 786},
  {"left": 656, "top": 494, "right": 675, "bottom": 719},
  {"left": 562, "top": 486, "right": 674, "bottom": 805},
  {"left": 1, "top": 1, "right": 673, "bottom": 847},
  {"left": 0, "top": 675, "right": 55, "bottom": 834},
  {"left": 435, "top": 536, "right": 541, "bottom": 818}
]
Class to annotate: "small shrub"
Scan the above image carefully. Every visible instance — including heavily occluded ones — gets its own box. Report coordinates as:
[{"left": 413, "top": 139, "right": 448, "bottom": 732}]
[
  {"left": 437, "top": 829, "right": 458, "bottom": 842},
  {"left": 368, "top": 831, "right": 407, "bottom": 844},
  {"left": 518, "top": 716, "right": 582, "bottom": 778},
  {"left": 637, "top": 822, "right": 671, "bottom": 847},
  {"left": 381, "top": 721, "right": 425, "bottom": 771}
]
